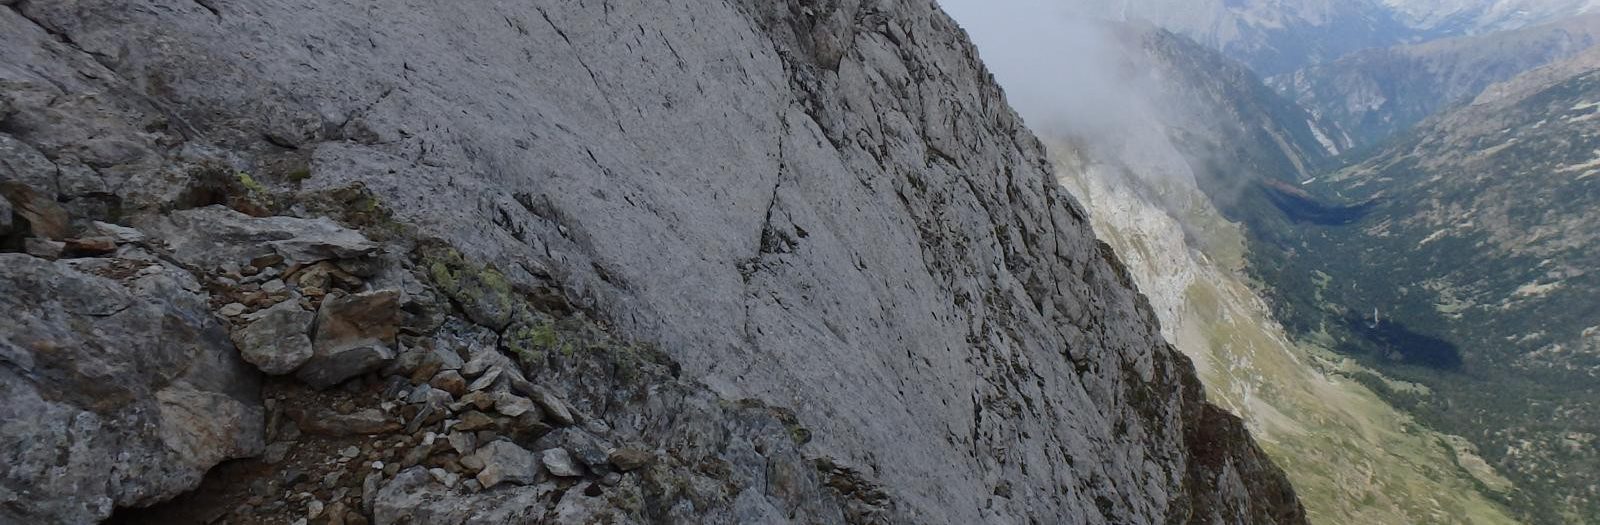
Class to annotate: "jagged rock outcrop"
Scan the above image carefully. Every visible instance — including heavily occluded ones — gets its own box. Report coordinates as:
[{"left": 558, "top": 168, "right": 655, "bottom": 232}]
[
  {"left": 0, "top": 0, "right": 1304, "bottom": 523},
  {"left": 0, "top": 252, "right": 264, "bottom": 523}
]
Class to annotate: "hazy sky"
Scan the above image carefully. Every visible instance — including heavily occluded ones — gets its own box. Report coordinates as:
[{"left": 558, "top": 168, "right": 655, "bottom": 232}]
[
  {"left": 934, "top": 1, "right": 1208, "bottom": 190},
  {"left": 935, "top": 0, "right": 1159, "bottom": 141}
]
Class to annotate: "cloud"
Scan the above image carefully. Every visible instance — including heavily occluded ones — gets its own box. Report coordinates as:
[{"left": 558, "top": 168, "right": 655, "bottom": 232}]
[{"left": 936, "top": 0, "right": 1157, "bottom": 139}]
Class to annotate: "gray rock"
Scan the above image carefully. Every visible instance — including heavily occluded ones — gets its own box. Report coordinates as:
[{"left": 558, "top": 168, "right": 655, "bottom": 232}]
[
  {"left": 23, "top": 237, "right": 63, "bottom": 259},
  {"left": 473, "top": 441, "right": 540, "bottom": 489},
  {"left": 535, "top": 428, "right": 611, "bottom": 471},
  {"left": 297, "top": 290, "right": 400, "bottom": 389},
  {"left": 0, "top": 194, "right": 12, "bottom": 235},
  {"left": 608, "top": 448, "right": 654, "bottom": 472},
  {"left": 232, "top": 299, "right": 314, "bottom": 375},
  {"left": 294, "top": 408, "right": 402, "bottom": 437},
  {"left": 447, "top": 431, "right": 477, "bottom": 456},
  {"left": 492, "top": 392, "right": 535, "bottom": 418},
  {"left": 219, "top": 302, "right": 248, "bottom": 317},
  {"left": 540, "top": 448, "right": 583, "bottom": 478},
  {"left": 87, "top": 221, "right": 146, "bottom": 244},
  {"left": 374, "top": 468, "right": 552, "bottom": 525},
  {"left": 0, "top": 1, "right": 1304, "bottom": 522},
  {"left": 553, "top": 483, "right": 626, "bottom": 524},
  {"left": 0, "top": 255, "right": 263, "bottom": 523},
  {"left": 465, "top": 366, "right": 501, "bottom": 392},
  {"left": 260, "top": 278, "right": 287, "bottom": 294},
  {"left": 137, "top": 206, "right": 377, "bottom": 269},
  {"left": 0, "top": 182, "right": 67, "bottom": 240},
  {"left": 527, "top": 386, "right": 576, "bottom": 427}
]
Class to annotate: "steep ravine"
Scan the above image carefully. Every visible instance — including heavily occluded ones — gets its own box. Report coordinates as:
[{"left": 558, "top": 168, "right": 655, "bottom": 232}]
[
  {"left": 1051, "top": 143, "right": 1519, "bottom": 524},
  {"left": 0, "top": 1, "right": 1301, "bottom": 524}
]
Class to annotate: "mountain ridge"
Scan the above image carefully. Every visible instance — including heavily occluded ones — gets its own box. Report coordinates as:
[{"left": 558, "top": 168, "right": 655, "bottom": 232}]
[{"left": 0, "top": 1, "right": 1304, "bottom": 523}]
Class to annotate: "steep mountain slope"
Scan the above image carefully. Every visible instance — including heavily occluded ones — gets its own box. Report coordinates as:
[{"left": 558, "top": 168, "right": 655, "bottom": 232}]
[
  {"left": 0, "top": 0, "right": 1304, "bottom": 523},
  {"left": 1052, "top": 141, "right": 1518, "bottom": 525},
  {"left": 940, "top": 9, "right": 1518, "bottom": 523},
  {"left": 1258, "top": 46, "right": 1600, "bottom": 523},
  {"left": 1271, "top": 14, "right": 1600, "bottom": 148}
]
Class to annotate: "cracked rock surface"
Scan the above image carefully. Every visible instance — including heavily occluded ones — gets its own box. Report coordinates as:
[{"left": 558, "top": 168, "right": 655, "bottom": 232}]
[{"left": 0, "top": 0, "right": 1304, "bottom": 523}]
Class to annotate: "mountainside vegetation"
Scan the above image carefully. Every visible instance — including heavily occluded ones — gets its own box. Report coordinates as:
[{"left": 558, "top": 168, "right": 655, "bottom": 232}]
[{"left": 1251, "top": 45, "right": 1600, "bottom": 524}]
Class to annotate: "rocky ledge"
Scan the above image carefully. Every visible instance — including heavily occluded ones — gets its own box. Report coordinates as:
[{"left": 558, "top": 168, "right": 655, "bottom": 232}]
[{"left": 4, "top": 182, "right": 893, "bottom": 524}]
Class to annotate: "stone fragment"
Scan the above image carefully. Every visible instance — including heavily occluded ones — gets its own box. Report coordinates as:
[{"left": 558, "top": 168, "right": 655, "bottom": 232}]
[
  {"left": 295, "top": 408, "right": 402, "bottom": 437},
  {"left": 296, "top": 261, "right": 364, "bottom": 290},
  {"left": 466, "top": 367, "right": 502, "bottom": 392},
  {"left": 374, "top": 467, "right": 549, "bottom": 524},
  {"left": 24, "top": 237, "right": 64, "bottom": 259},
  {"left": 0, "top": 194, "right": 12, "bottom": 235},
  {"left": 0, "top": 182, "right": 69, "bottom": 239},
  {"left": 261, "top": 278, "right": 288, "bottom": 294},
  {"left": 454, "top": 411, "right": 496, "bottom": 432},
  {"left": 528, "top": 386, "right": 576, "bottom": 426},
  {"left": 232, "top": 300, "right": 314, "bottom": 375},
  {"left": 427, "top": 468, "right": 459, "bottom": 488},
  {"left": 607, "top": 448, "right": 655, "bottom": 472},
  {"left": 219, "top": 302, "right": 248, "bottom": 317},
  {"left": 63, "top": 237, "right": 117, "bottom": 257},
  {"left": 536, "top": 428, "right": 611, "bottom": 470},
  {"left": 493, "top": 392, "right": 535, "bottom": 418},
  {"left": 429, "top": 370, "right": 467, "bottom": 398},
  {"left": 297, "top": 290, "right": 400, "bottom": 389},
  {"left": 407, "top": 384, "right": 453, "bottom": 407},
  {"left": 541, "top": 448, "right": 583, "bottom": 477},
  {"left": 87, "top": 221, "right": 146, "bottom": 244},
  {"left": 251, "top": 253, "right": 286, "bottom": 269},
  {"left": 458, "top": 391, "right": 496, "bottom": 412},
  {"left": 447, "top": 431, "right": 477, "bottom": 456},
  {"left": 263, "top": 442, "right": 293, "bottom": 465},
  {"left": 473, "top": 441, "right": 540, "bottom": 489}
]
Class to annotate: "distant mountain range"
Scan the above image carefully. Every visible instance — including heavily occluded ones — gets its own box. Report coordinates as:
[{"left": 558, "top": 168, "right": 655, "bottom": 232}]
[
  {"left": 1072, "top": 0, "right": 1599, "bottom": 74},
  {"left": 1272, "top": 14, "right": 1600, "bottom": 148}
]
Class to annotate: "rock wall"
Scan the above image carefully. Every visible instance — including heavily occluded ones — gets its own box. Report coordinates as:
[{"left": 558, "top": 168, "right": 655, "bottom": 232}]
[{"left": 0, "top": 0, "right": 1303, "bottom": 523}]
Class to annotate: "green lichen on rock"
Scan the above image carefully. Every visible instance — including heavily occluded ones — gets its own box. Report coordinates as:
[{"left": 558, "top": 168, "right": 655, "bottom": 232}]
[{"left": 420, "top": 246, "right": 518, "bottom": 329}]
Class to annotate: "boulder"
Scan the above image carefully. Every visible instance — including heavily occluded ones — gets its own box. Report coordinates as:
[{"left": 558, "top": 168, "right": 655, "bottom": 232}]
[
  {"left": 541, "top": 448, "right": 583, "bottom": 478},
  {"left": 472, "top": 441, "right": 540, "bottom": 489},
  {"left": 0, "top": 183, "right": 69, "bottom": 240},
  {"left": 23, "top": 237, "right": 63, "bottom": 259},
  {"left": 233, "top": 300, "right": 315, "bottom": 375},
  {"left": 297, "top": 290, "right": 400, "bottom": 389},
  {"left": 535, "top": 428, "right": 611, "bottom": 471},
  {"left": 0, "top": 254, "right": 263, "bottom": 523}
]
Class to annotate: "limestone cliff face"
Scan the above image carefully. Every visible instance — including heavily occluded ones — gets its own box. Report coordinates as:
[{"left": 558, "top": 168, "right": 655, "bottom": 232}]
[{"left": 0, "top": 0, "right": 1302, "bottom": 523}]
